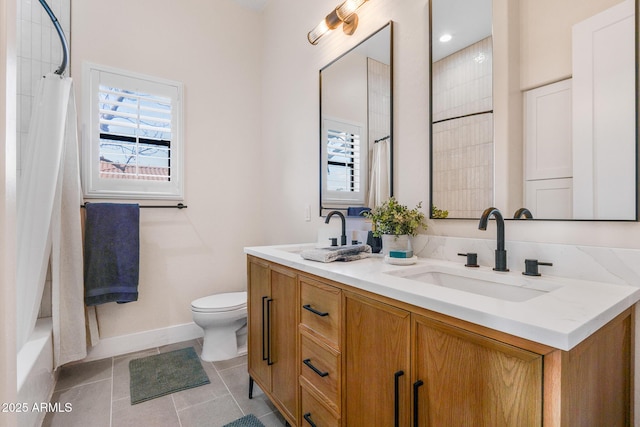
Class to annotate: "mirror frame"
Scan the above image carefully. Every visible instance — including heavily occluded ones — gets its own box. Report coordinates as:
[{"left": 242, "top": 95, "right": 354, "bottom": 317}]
[
  {"left": 428, "top": 1, "right": 639, "bottom": 221},
  {"left": 319, "top": 21, "right": 394, "bottom": 216}
]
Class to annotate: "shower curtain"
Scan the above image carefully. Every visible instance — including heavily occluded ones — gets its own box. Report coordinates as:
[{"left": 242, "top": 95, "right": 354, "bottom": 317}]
[
  {"left": 17, "top": 73, "right": 87, "bottom": 367},
  {"left": 367, "top": 139, "right": 391, "bottom": 208}
]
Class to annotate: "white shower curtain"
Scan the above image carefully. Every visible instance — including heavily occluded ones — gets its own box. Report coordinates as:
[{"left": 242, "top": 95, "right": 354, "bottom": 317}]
[
  {"left": 17, "top": 73, "right": 87, "bottom": 367},
  {"left": 368, "top": 139, "right": 391, "bottom": 208}
]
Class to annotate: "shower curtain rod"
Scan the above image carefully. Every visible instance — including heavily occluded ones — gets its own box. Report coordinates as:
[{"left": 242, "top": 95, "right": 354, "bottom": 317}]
[
  {"left": 39, "top": 0, "right": 69, "bottom": 75},
  {"left": 81, "top": 203, "right": 188, "bottom": 209},
  {"left": 374, "top": 135, "right": 390, "bottom": 143}
]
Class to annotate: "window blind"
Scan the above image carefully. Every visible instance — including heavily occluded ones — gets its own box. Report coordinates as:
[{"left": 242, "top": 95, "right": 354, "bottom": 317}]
[
  {"left": 98, "top": 85, "right": 172, "bottom": 181},
  {"left": 326, "top": 128, "right": 361, "bottom": 193}
]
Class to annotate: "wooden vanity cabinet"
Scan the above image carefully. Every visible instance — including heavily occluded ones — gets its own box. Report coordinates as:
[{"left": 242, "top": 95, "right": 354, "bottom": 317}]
[
  {"left": 343, "top": 292, "right": 542, "bottom": 427},
  {"left": 412, "top": 314, "right": 543, "bottom": 426},
  {"left": 247, "top": 257, "right": 298, "bottom": 426},
  {"left": 343, "top": 291, "right": 411, "bottom": 427},
  {"left": 247, "top": 257, "right": 634, "bottom": 427}
]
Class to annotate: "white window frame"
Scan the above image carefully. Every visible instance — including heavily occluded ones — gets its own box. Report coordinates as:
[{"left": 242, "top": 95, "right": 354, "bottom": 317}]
[{"left": 82, "top": 62, "right": 184, "bottom": 200}]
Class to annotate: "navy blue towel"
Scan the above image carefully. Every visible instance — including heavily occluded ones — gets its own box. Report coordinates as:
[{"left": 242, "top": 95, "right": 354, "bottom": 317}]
[{"left": 84, "top": 203, "right": 140, "bottom": 306}]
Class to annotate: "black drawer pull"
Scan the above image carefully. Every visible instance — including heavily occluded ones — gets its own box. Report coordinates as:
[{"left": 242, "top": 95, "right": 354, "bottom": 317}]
[
  {"left": 303, "top": 304, "right": 329, "bottom": 317},
  {"left": 261, "top": 296, "right": 268, "bottom": 361},
  {"left": 266, "top": 298, "right": 274, "bottom": 366},
  {"left": 303, "top": 358, "right": 329, "bottom": 377},
  {"left": 394, "top": 370, "right": 405, "bottom": 427},
  {"left": 303, "top": 413, "right": 317, "bottom": 427},
  {"left": 413, "top": 379, "right": 424, "bottom": 427}
]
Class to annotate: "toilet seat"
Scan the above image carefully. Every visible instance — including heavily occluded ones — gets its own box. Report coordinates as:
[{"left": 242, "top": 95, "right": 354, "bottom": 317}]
[{"left": 191, "top": 291, "right": 247, "bottom": 313}]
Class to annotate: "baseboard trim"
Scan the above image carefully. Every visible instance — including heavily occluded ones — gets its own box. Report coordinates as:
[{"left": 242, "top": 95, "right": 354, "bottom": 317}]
[{"left": 84, "top": 322, "right": 204, "bottom": 361}]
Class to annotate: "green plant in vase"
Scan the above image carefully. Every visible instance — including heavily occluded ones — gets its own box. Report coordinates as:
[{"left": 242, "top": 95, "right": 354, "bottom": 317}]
[{"left": 365, "top": 197, "right": 427, "bottom": 237}]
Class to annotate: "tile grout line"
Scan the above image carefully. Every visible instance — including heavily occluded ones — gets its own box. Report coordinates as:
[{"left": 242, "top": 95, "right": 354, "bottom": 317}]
[
  {"left": 109, "top": 356, "right": 114, "bottom": 427},
  {"left": 53, "top": 377, "right": 112, "bottom": 393},
  {"left": 171, "top": 394, "right": 184, "bottom": 427},
  {"left": 213, "top": 360, "right": 246, "bottom": 417}
]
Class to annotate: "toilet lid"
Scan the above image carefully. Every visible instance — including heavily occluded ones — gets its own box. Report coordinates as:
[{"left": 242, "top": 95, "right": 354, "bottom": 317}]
[{"left": 191, "top": 291, "right": 247, "bottom": 312}]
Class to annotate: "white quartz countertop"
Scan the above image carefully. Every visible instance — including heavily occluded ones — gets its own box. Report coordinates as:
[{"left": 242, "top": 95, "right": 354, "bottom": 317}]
[{"left": 245, "top": 243, "right": 640, "bottom": 351}]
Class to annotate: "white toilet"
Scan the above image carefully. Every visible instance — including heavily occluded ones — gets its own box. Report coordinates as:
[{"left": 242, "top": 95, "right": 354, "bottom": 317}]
[{"left": 191, "top": 291, "right": 248, "bottom": 362}]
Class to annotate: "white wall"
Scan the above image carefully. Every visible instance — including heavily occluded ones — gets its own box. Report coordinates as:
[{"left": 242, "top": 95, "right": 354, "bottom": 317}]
[
  {"left": 323, "top": 52, "right": 367, "bottom": 127},
  {"left": 519, "top": 0, "right": 623, "bottom": 90},
  {"left": 71, "top": 0, "right": 264, "bottom": 339},
  {"left": 1, "top": 0, "right": 17, "bottom": 423}
]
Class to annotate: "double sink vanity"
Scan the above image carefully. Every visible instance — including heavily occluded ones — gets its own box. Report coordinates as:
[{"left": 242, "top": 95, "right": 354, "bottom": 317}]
[{"left": 245, "top": 243, "right": 639, "bottom": 426}]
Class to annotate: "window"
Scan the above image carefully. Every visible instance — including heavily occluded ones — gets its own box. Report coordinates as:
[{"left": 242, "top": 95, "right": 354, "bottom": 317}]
[
  {"left": 327, "top": 127, "right": 361, "bottom": 193},
  {"left": 82, "top": 63, "right": 184, "bottom": 199},
  {"left": 321, "top": 118, "right": 366, "bottom": 207}
]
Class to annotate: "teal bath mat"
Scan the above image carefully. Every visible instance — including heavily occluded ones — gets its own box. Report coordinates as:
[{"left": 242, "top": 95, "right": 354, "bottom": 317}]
[
  {"left": 129, "top": 346, "right": 210, "bottom": 404},
  {"left": 223, "top": 414, "right": 265, "bottom": 427}
]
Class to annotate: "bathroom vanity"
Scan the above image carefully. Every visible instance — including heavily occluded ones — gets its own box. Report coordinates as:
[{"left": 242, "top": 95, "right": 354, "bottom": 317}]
[{"left": 245, "top": 244, "right": 639, "bottom": 426}]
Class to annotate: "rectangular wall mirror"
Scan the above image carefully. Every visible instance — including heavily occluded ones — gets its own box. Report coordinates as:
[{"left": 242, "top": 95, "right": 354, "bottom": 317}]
[
  {"left": 429, "top": 0, "right": 638, "bottom": 221},
  {"left": 320, "top": 22, "right": 393, "bottom": 216}
]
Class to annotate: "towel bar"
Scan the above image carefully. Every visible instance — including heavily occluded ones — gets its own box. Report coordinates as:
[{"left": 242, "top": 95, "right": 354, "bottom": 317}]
[{"left": 81, "top": 203, "right": 187, "bottom": 209}]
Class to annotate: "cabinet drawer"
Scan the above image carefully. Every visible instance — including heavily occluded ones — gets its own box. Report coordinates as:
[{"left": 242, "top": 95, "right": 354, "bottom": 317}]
[
  {"left": 300, "top": 277, "right": 341, "bottom": 347},
  {"left": 301, "top": 334, "right": 340, "bottom": 407},
  {"left": 301, "top": 386, "right": 340, "bottom": 427}
]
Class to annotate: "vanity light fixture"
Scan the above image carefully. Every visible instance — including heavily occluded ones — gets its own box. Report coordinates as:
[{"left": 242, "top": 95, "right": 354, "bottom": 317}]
[{"left": 308, "top": 0, "right": 369, "bottom": 45}]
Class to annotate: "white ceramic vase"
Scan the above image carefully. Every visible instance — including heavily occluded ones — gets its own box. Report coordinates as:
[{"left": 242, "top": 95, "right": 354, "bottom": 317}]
[{"left": 381, "top": 234, "right": 411, "bottom": 255}]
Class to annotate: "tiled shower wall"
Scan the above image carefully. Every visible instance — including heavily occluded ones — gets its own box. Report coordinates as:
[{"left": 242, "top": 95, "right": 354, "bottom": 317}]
[
  {"left": 17, "top": 0, "right": 71, "bottom": 178},
  {"left": 367, "top": 57, "right": 391, "bottom": 145},
  {"left": 431, "top": 37, "right": 493, "bottom": 219},
  {"left": 17, "top": 0, "right": 70, "bottom": 317},
  {"left": 367, "top": 57, "right": 391, "bottom": 206}
]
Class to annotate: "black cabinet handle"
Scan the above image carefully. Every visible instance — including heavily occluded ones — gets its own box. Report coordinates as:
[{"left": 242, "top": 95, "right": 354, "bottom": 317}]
[
  {"left": 394, "top": 370, "right": 404, "bottom": 427},
  {"left": 303, "top": 413, "right": 317, "bottom": 427},
  {"left": 303, "top": 358, "right": 329, "bottom": 377},
  {"left": 413, "top": 380, "right": 424, "bottom": 427},
  {"left": 261, "top": 296, "right": 268, "bottom": 361},
  {"left": 303, "top": 304, "right": 329, "bottom": 317},
  {"left": 266, "top": 298, "right": 274, "bottom": 365}
]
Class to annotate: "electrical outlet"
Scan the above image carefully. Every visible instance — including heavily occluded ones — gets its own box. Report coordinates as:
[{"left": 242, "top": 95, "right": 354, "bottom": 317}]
[{"left": 304, "top": 205, "right": 311, "bottom": 221}]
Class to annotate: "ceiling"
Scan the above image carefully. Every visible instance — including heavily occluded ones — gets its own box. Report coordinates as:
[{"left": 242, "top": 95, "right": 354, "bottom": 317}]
[{"left": 431, "top": 0, "right": 492, "bottom": 62}]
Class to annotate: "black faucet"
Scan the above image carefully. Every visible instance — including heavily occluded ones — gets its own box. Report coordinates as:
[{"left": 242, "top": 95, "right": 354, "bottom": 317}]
[
  {"left": 325, "top": 210, "right": 347, "bottom": 246},
  {"left": 513, "top": 208, "right": 533, "bottom": 219},
  {"left": 478, "top": 207, "right": 509, "bottom": 271}
]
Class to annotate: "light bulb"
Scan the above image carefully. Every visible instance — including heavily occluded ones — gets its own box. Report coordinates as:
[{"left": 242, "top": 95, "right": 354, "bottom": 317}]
[
  {"left": 336, "top": 0, "right": 367, "bottom": 21},
  {"left": 308, "top": 20, "right": 331, "bottom": 45}
]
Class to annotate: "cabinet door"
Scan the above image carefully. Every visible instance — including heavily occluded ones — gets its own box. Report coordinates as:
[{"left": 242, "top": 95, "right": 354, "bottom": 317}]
[
  {"left": 343, "top": 292, "right": 410, "bottom": 427},
  {"left": 270, "top": 266, "right": 298, "bottom": 424},
  {"left": 247, "top": 257, "right": 271, "bottom": 391},
  {"left": 413, "top": 315, "right": 542, "bottom": 427}
]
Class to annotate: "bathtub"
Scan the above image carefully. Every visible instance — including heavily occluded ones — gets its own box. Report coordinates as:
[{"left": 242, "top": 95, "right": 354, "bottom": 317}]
[{"left": 17, "top": 318, "right": 55, "bottom": 427}]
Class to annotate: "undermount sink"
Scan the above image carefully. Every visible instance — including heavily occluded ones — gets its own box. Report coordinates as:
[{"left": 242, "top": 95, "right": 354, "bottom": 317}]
[{"left": 385, "top": 265, "right": 563, "bottom": 302}]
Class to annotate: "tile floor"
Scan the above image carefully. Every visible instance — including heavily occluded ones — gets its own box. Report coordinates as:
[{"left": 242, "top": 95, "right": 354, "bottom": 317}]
[{"left": 42, "top": 339, "right": 287, "bottom": 427}]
